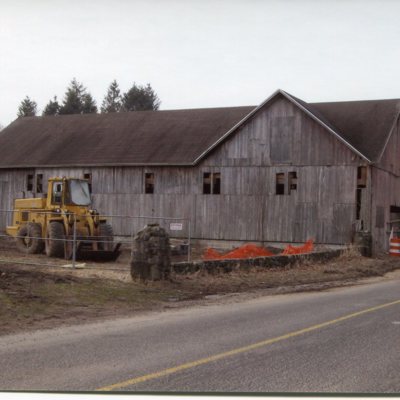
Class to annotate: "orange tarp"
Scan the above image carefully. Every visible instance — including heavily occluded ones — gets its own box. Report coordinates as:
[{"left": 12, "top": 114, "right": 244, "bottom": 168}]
[{"left": 202, "top": 240, "right": 314, "bottom": 260}]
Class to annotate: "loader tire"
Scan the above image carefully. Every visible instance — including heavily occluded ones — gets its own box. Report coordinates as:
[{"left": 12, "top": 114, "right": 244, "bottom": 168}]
[
  {"left": 98, "top": 223, "right": 114, "bottom": 251},
  {"left": 16, "top": 223, "right": 44, "bottom": 255},
  {"left": 45, "top": 222, "right": 65, "bottom": 258}
]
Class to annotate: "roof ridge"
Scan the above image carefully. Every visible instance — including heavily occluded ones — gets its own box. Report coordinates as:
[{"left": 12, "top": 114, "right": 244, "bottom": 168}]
[
  {"left": 22, "top": 105, "right": 257, "bottom": 120},
  {"left": 310, "top": 98, "right": 400, "bottom": 106}
]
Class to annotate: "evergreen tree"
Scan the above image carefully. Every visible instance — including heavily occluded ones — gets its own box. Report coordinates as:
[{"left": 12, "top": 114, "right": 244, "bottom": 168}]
[
  {"left": 101, "top": 80, "right": 122, "bottom": 113},
  {"left": 42, "top": 96, "right": 60, "bottom": 116},
  {"left": 17, "top": 96, "right": 38, "bottom": 117},
  {"left": 122, "top": 83, "right": 160, "bottom": 111},
  {"left": 59, "top": 78, "right": 85, "bottom": 114},
  {"left": 59, "top": 78, "right": 97, "bottom": 115},
  {"left": 82, "top": 93, "right": 98, "bottom": 114}
]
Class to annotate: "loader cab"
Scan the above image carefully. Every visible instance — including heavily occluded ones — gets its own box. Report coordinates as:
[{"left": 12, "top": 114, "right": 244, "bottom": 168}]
[{"left": 47, "top": 178, "right": 92, "bottom": 208}]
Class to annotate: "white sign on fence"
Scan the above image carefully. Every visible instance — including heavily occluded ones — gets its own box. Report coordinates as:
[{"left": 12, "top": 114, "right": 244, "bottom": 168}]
[{"left": 169, "top": 222, "right": 183, "bottom": 231}]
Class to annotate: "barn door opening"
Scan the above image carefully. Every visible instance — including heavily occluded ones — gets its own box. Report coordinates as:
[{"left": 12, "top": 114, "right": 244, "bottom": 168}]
[
  {"left": 355, "top": 166, "right": 367, "bottom": 231},
  {"left": 389, "top": 205, "right": 400, "bottom": 237}
]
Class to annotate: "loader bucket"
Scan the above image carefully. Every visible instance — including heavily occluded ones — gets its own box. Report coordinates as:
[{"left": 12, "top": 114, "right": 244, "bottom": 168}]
[{"left": 75, "top": 242, "right": 122, "bottom": 261}]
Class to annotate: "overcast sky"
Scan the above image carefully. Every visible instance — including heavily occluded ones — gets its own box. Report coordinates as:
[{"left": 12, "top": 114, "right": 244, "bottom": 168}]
[{"left": 1, "top": 0, "right": 400, "bottom": 127}]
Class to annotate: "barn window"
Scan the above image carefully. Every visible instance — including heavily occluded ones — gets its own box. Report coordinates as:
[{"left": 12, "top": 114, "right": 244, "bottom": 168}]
[
  {"left": 356, "top": 167, "right": 367, "bottom": 222},
  {"left": 145, "top": 173, "right": 154, "bottom": 194},
  {"left": 203, "top": 172, "right": 221, "bottom": 195},
  {"left": 84, "top": 173, "right": 92, "bottom": 193},
  {"left": 357, "top": 166, "right": 367, "bottom": 188},
  {"left": 27, "top": 174, "right": 33, "bottom": 191},
  {"left": 288, "top": 171, "right": 297, "bottom": 194},
  {"left": 356, "top": 188, "right": 362, "bottom": 220},
  {"left": 276, "top": 173, "right": 285, "bottom": 195},
  {"left": 390, "top": 206, "right": 400, "bottom": 226},
  {"left": 203, "top": 173, "right": 211, "bottom": 194},
  {"left": 36, "top": 174, "right": 43, "bottom": 193},
  {"left": 213, "top": 172, "right": 221, "bottom": 194},
  {"left": 390, "top": 205, "right": 400, "bottom": 214}
]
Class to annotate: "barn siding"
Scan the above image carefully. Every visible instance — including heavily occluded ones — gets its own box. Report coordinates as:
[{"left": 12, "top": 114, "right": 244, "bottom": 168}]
[
  {"left": 0, "top": 181, "right": 9, "bottom": 230},
  {"left": 0, "top": 163, "right": 362, "bottom": 244},
  {"left": 0, "top": 169, "right": 32, "bottom": 231}
]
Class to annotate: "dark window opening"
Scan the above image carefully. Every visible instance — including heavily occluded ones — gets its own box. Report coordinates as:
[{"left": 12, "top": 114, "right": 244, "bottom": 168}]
[
  {"left": 390, "top": 205, "right": 400, "bottom": 223},
  {"left": 390, "top": 205, "right": 400, "bottom": 214},
  {"left": 356, "top": 166, "right": 367, "bottom": 226},
  {"left": 36, "top": 174, "right": 43, "bottom": 193},
  {"left": 288, "top": 171, "right": 297, "bottom": 194},
  {"left": 390, "top": 205, "right": 400, "bottom": 232},
  {"left": 276, "top": 173, "right": 285, "bottom": 195},
  {"left": 203, "top": 172, "right": 221, "bottom": 194},
  {"left": 145, "top": 173, "right": 154, "bottom": 194},
  {"left": 27, "top": 174, "right": 33, "bottom": 192},
  {"left": 203, "top": 173, "right": 211, "bottom": 194},
  {"left": 213, "top": 172, "right": 221, "bottom": 195},
  {"left": 356, "top": 188, "right": 362, "bottom": 220},
  {"left": 389, "top": 206, "right": 400, "bottom": 235},
  {"left": 357, "top": 166, "right": 367, "bottom": 188},
  {"left": 84, "top": 173, "right": 92, "bottom": 193}
]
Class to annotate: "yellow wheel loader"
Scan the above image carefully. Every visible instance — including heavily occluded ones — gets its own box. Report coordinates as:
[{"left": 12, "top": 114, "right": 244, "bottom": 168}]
[{"left": 6, "top": 177, "right": 121, "bottom": 261}]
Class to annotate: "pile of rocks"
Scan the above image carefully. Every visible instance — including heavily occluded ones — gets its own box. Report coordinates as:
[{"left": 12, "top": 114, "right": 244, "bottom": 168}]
[{"left": 130, "top": 224, "right": 171, "bottom": 281}]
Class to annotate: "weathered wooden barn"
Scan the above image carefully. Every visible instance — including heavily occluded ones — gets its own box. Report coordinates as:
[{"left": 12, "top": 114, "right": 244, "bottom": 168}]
[{"left": 0, "top": 89, "right": 399, "bottom": 255}]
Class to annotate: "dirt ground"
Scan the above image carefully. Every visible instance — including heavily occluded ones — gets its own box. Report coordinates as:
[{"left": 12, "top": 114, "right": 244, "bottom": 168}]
[{"left": 1, "top": 236, "right": 400, "bottom": 336}]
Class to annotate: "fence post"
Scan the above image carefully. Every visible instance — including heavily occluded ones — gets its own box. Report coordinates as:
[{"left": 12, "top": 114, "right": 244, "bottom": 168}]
[{"left": 72, "top": 214, "right": 77, "bottom": 269}]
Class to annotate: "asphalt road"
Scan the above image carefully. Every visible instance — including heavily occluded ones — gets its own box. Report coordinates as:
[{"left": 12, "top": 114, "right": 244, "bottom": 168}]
[{"left": 1, "top": 273, "right": 400, "bottom": 394}]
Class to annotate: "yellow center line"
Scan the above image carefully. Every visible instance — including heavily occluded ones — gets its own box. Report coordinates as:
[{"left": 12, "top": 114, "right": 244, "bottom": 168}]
[{"left": 97, "top": 298, "right": 400, "bottom": 391}]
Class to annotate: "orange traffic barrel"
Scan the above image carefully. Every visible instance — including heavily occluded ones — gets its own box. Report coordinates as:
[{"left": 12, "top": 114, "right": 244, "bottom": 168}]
[{"left": 389, "top": 238, "right": 400, "bottom": 256}]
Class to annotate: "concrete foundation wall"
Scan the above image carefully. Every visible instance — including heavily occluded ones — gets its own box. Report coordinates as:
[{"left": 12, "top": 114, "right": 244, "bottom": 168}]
[{"left": 172, "top": 249, "right": 344, "bottom": 275}]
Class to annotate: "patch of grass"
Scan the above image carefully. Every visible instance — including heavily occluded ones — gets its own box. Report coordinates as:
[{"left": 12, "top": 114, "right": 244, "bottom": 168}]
[
  {"left": 1, "top": 253, "right": 400, "bottom": 336},
  {"left": 0, "top": 267, "right": 188, "bottom": 335}
]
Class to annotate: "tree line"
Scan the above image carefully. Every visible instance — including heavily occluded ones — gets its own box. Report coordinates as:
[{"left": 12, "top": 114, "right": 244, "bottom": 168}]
[{"left": 17, "top": 78, "right": 161, "bottom": 118}]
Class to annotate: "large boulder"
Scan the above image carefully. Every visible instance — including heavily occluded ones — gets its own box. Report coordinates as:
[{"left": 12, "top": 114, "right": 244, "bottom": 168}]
[{"left": 130, "top": 224, "right": 171, "bottom": 281}]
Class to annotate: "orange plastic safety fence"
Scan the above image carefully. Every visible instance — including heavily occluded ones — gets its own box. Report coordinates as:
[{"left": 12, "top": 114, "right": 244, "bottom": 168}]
[
  {"left": 203, "top": 244, "right": 274, "bottom": 260},
  {"left": 203, "top": 248, "right": 222, "bottom": 260},
  {"left": 281, "top": 239, "right": 314, "bottom": 255},
  {"left": 203, "top": 239, "right": 314, "bottom": 260}
]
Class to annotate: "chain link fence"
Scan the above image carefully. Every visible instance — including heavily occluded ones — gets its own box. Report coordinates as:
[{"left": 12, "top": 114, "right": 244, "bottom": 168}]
[{"left": 0, "top": 209, "right": 192, "bottom": 270}]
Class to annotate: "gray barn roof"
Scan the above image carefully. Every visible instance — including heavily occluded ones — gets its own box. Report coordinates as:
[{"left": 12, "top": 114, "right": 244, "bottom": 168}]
[
  {"left": 285, "top": 92, "right": 400, "bottom": 162},
  {"left": 0, "top": 90, "right": 399, "bottom": 168},
  {"left": 0, "top": 107, "right": 255, "bottom": 168}
]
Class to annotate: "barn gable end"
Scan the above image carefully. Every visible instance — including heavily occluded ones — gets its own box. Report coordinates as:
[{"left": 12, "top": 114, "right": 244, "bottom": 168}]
[
  {"left": 193, "top": 93, "right": 367, "bottom": 245},
  {"left": 201, "top": 92, "right": 364, "bottom": 168}
]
